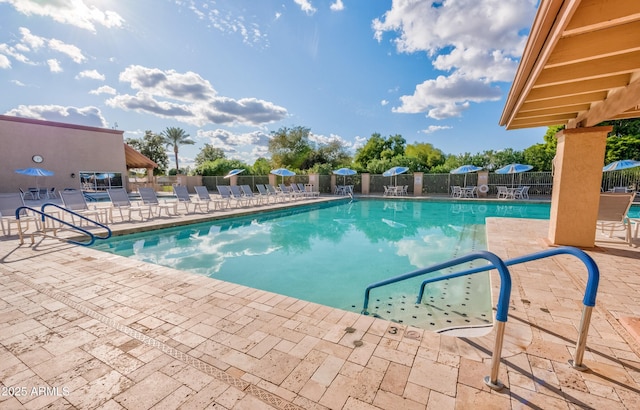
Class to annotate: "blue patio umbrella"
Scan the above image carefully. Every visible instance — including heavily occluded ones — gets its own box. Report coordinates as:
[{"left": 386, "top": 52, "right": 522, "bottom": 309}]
[
  {"left": 602, "top": 159, "right": 640, "bottom": 172},
  {"left": 450, "top": 165, "right": 482, "bottom": 187},
  {"left": 382, "top": 166, "right": 409, "bottom": 186},
  {"left": 333, "top": 167, "right": 357, "bottom": 185},
  {"left": 224, "top": 168, "right": 245, "bottom": 179},
  {"left": 495, "top": 163, "right": 533, "bottom": 187},
  {"left": 270, "top": 168, "right": 296, "bottom": 184},
  {"left": 15, "top": 167, "right": 54, "bottom": 189}
]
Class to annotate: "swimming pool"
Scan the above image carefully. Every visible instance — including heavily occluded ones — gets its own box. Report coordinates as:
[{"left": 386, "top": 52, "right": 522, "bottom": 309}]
[{"left": 92, "top": 199, "right": 552, "bottom": 332}]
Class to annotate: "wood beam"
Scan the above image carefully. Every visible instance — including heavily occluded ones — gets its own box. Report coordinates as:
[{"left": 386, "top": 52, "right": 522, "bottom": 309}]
[{"left": 570, "top": 77, "right": 640, "bottom": 127}]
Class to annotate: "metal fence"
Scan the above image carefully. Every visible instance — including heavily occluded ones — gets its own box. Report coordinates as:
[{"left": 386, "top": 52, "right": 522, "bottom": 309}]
[{"left": 129, "top": 169, "right": 640, "bottom": 196}]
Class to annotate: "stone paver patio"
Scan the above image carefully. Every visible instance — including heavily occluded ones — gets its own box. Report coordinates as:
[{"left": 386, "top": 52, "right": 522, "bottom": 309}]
[{"left": 1, "top": 196, "right": 639, "bottom": 409}]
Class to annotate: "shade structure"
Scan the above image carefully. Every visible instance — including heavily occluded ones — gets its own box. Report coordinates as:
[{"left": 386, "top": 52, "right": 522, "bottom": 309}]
[
  {"left": 602, "top": 160, "right": 640, "bottom": 172},
  {"left": 224, "top": 168, "right": 245, "bottom": 178},
  {"left": 450, "top": 165, "right": 482, "bottom": 187},
  {"left": 15, "top": 167, "right": 54, "bottom": 189},
  {"left": 495, "top": 163, "right": 533, "bottom": 187},
  {"left": 270, "top": 168, "right": 296, "bottom": 184},
  {"left": 333, "top": 167, "right": 357, "bottom": 185}
]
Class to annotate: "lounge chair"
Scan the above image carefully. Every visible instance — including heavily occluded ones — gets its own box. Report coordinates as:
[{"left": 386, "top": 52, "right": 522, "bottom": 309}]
[
  {"left": 240, "top": 185, "right": 262, "bottom": 205},
  {"left": 266, "top": 184, "right": 288, "bottom": 202},
  {"left": 0, "top": 193, "right": 38, "bottom": 237},
  {"left": 107, "top": 188, "right": 151, "bottom": 222},
  {"left": 60, "top": 190, "right": 107, "bottom": 225},
  {"left": 19, "top": 188, "right": 37, "bottom": 201},
  {"left": 139, "top": 187, "right": 178, "bottom": 217},
  {"left": 173, "top": 186, "right": 207, "bottom": 214},
  {"left": 194, "top": 186, "right": 226, "bottom": 211},
  {"left": 256, "top": 184, "right": 273, "bottom": 203},
  {"left": 229, "top": 185, "right": 251, "bottom": 207},
  {"left": 279, "top": 184, "right": 299, "bottom": 200},
  {"left": 496, "top": 186, "right": 509, "bottom": 199},
  {"left": 216, "top": 185, "right": 235, "bottom": 208},
  {"left": 289, "top": 183, "right": 308, "bottom": 199},
  {"left": 596, "top": 192, "right": 636, "bottom": 246}
]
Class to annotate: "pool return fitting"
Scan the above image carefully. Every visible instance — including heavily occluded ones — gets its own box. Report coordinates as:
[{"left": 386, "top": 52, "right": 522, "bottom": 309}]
[{"left": 363, "top": 246, "right": 600, "bottom": 391}]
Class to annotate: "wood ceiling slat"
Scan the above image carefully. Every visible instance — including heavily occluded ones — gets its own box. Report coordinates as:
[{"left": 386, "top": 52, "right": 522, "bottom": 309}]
[
  {"left": 527, "top": 75, "right": 629, "bottom": 101},
  {"left": 518, "top": 104, "right": 591, "bottom": 118},
  {"left": 548, "top": 21, "right": 640, "bottom": 66},
  {"left": 521, "top": 92, "right": 607, "bottom": 111},
  {"left": 536, "top": 50, "right": 640, "bottom": 87},
  {"left": 564, "top": 0, "right": 640, "bottom": 34}
]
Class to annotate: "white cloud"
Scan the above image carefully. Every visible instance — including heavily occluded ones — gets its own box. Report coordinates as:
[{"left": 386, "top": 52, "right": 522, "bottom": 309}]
[
  {"left": 11, "top": 80, "right": 25, "bottom": 86},
  {"left": 4, "top": 104, "right": 108, "bottom": 128},
  {"left": 195, "top": 128, "right": 272, "bottom": 163},
  {"left": 1, "top": 28, "right": 87, "bottom": 68},
  {"left": 89, "top": 85, "right": 116, "bottom": 95},
  {"left": 107, "top": 65, "right": 288, "bottom": 127},
  {"left": 0, "top": 54, "right": 10, "bottom": 69},
  {"left": 380, "top": 99, "right": 389, "bottom": 106},
  {"left": 421, "top": 125, "right": 452, "bottom": 134},
  {"left": 330, "top": 0, "right": 344, "bottom": 12},
  {"left": 294, "top": 0, "right": 316, "bottom": 15},
  {"left": 3, "top": 0, "right": 124, "bottom": 32},
  {"left": 48, "top": 39, "right": 86, "bottom": 63},
  {"left": 373, "top": 0, "right": 536, "bottom": 120},
  {"left": 77, "top": 69, "right": 105, "bottom": 81},
  {"left": 47, "top": 59, "right": 62, "bottom": 72}
]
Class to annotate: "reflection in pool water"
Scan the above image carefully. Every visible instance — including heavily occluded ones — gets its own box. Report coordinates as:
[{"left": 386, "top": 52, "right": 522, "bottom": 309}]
[{"left": 93, "top": 199, "right": 551, "bottom": 332}]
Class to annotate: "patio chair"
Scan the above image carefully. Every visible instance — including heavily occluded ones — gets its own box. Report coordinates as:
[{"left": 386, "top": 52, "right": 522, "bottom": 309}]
[
  {"left": 229, "top": 185, "right": 251, "bottom": 207},
  {"left": 450, "top": 186, "right": 462, "bottom": 198},
  {"left": 240, "top": 185, "right": 262, "bottom": 205},
  {"left": 173, "top": 186, "right": 207, "bottom": 214},
  {"left": 266, "top": 184, "right": 288, "bottom": 202},
  {"left": 0, "top": 193, "right": 38, "bottom": 238},
  {"left": 60, "top": 190, "right": 107, "bottom": 225},
  {"left": 256, "top": 184, "right": 274, "bottom": 204},
  {"left": 216, "top": 185, "right": 237, "bottom": 208},
  {"left": 289, "top": 183, "right": 309, "bottom": 199},
  {"left": 596, "top": 192, "right": 636, "bottom": 246},
  {"left": 138, "top": 187, "right": 178, "bottom": 217},
  {"left": 194, "top": 186, "right": 225, "bottom": 211},
  {"left": 496, "top": 186, "right": 509, "bottom": 199},
  {"left": 280, "top": 183, "right": 302, "bottom": 200},
  {"left": 19, "top": 188, "right": 37, "bottom": 201},
  {"left": 107, "top": 188, "right": 152, "bottom": 222}
]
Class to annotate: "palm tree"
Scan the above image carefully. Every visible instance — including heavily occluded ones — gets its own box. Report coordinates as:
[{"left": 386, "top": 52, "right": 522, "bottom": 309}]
[{"left": 160, "top": 127, "right": 195, "bottom": 173}]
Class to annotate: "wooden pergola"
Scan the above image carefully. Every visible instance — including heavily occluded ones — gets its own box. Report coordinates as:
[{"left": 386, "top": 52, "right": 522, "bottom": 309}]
[
  {"left": 124, "top": 143, "right": 157, "bottom": 180},
  {"left": 500, "top": 0, "right": 640, "bottom": 247}
]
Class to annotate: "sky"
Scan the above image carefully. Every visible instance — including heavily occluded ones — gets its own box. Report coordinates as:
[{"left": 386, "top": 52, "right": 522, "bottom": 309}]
[{"left": 0, "top": 0, "right": 544, "bottom": 170}]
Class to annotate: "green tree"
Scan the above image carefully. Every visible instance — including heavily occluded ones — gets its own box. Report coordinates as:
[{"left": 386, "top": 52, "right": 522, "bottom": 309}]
[
  {"left": 195, "top": 144, "right": 225, "bottom": 166},
  {"left": 161, "top": 126, "right": 195, "bottom": 173},
  {"left": 268, "top": 126, "right": 312, "bottom": 169},
  {"left": 354, "top": 133, "right": 406, "bottom": 168},
  {"left": 405, "top": 142, "right": 445, "bottom": 171},
  {"left": 125, "top": 130, "right": 169, "bottom": 175},
  {"left": 195, "top": 158, "right": 250, "bottom": 176},
  {"left": 605, "top": 134, "right": 640, "bottom": 163},
  {"left": 252, "top": 157, "right": 272, "bottom": 175}
]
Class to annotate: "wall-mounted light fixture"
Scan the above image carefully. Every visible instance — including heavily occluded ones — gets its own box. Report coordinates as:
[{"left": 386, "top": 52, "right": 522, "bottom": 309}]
[{"left": 70, "top": 173, "right": 76, "bottom": 178}]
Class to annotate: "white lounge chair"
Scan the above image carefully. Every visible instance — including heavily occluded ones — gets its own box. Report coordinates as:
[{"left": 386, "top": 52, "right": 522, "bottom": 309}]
[
  {"left": 107, "top": 188, "right": 151, "bottom": 222},
  {"left": 240, "top": 185, "right": 261, "bottom": 205},
  {"left": 173, "top": 186, "right": 207, "bottom": 214},
  {"left": 139, "top": 187, "right": 178, "bottom": 217},
  {"left": 0, "top": 193, "right": 38, "bottom": 238},
  {"left": 596, "top": 192, "right": 636, "bottom": 246},
  {"left": 60, "top": 190, "right": 107, "bottom": 225},
  {"left": 256, "top": 184, "right": 274, "bottom": 203},
  {"left": 229, "top": 185, "right": 251, "bottom": 207},
  {"left": 194, "top": 186, "right": 225, "bottom": 211}
]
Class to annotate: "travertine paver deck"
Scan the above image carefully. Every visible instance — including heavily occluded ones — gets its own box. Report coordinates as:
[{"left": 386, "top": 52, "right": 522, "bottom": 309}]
[{"left": 1, "top": 196, "right": 639, "bottom": 409}]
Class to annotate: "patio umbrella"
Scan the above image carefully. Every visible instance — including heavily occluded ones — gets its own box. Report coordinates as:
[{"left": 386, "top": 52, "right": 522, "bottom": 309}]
[
  {"left": 15, "top": 167, "right": 54, "bottom": 189},
  {"left": 270, "top": 168, "right": 296, "bottom": 184},
  {"left": 224, "top": 168, "right": 245, "bottom": 178},
  {"left": 495, "top": 163, "right": 533, "bottom": 187},
  {"left": 450, "top": 165, "right": 482, "bottom": 187},
  {"left": 382, "top": 166, "right": 409, "bottom": 187},
  {"left": 602, "top": 159, "right": 640, "bottom": 172},
  {"left": 333, "top": 167, "right": 357, "bottom": 185}
]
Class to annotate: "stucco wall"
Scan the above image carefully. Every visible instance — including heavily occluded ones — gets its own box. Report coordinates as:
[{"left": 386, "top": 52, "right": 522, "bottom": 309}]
[{"left": 0, "top": 115, "right": 127, "bottom": 193}]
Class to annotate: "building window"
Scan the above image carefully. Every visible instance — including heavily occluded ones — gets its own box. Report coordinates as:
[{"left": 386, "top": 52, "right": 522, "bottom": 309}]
[{"left": 79, "top": 172, "right": 123, "bottom": 191}]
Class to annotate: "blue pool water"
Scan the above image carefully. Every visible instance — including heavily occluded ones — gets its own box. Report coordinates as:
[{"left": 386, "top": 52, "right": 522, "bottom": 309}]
[{"left": 93, "top": 199, "right": 552, "bottom": 331}]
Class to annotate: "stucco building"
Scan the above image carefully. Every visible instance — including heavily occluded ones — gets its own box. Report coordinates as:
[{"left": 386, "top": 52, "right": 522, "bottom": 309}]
[{"left": 0, "top": 115, "right": 155, "bottom": 195}]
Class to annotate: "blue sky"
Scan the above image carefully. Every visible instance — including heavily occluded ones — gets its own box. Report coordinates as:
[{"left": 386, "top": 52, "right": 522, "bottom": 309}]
[{"left": 0, "top": 0, "right": 543, "bottom": 169}]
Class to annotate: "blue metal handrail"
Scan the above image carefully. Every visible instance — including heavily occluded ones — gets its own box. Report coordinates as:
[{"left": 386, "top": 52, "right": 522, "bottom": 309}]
[
  {"left": 417, "top": 246, "right": 599, "bottom": 308},
  {"left": 362, "top": 250, "right": 512, "bottom": 390},
  {"left": 16, "top": 204, "right": 111, "bottom": 246}
]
